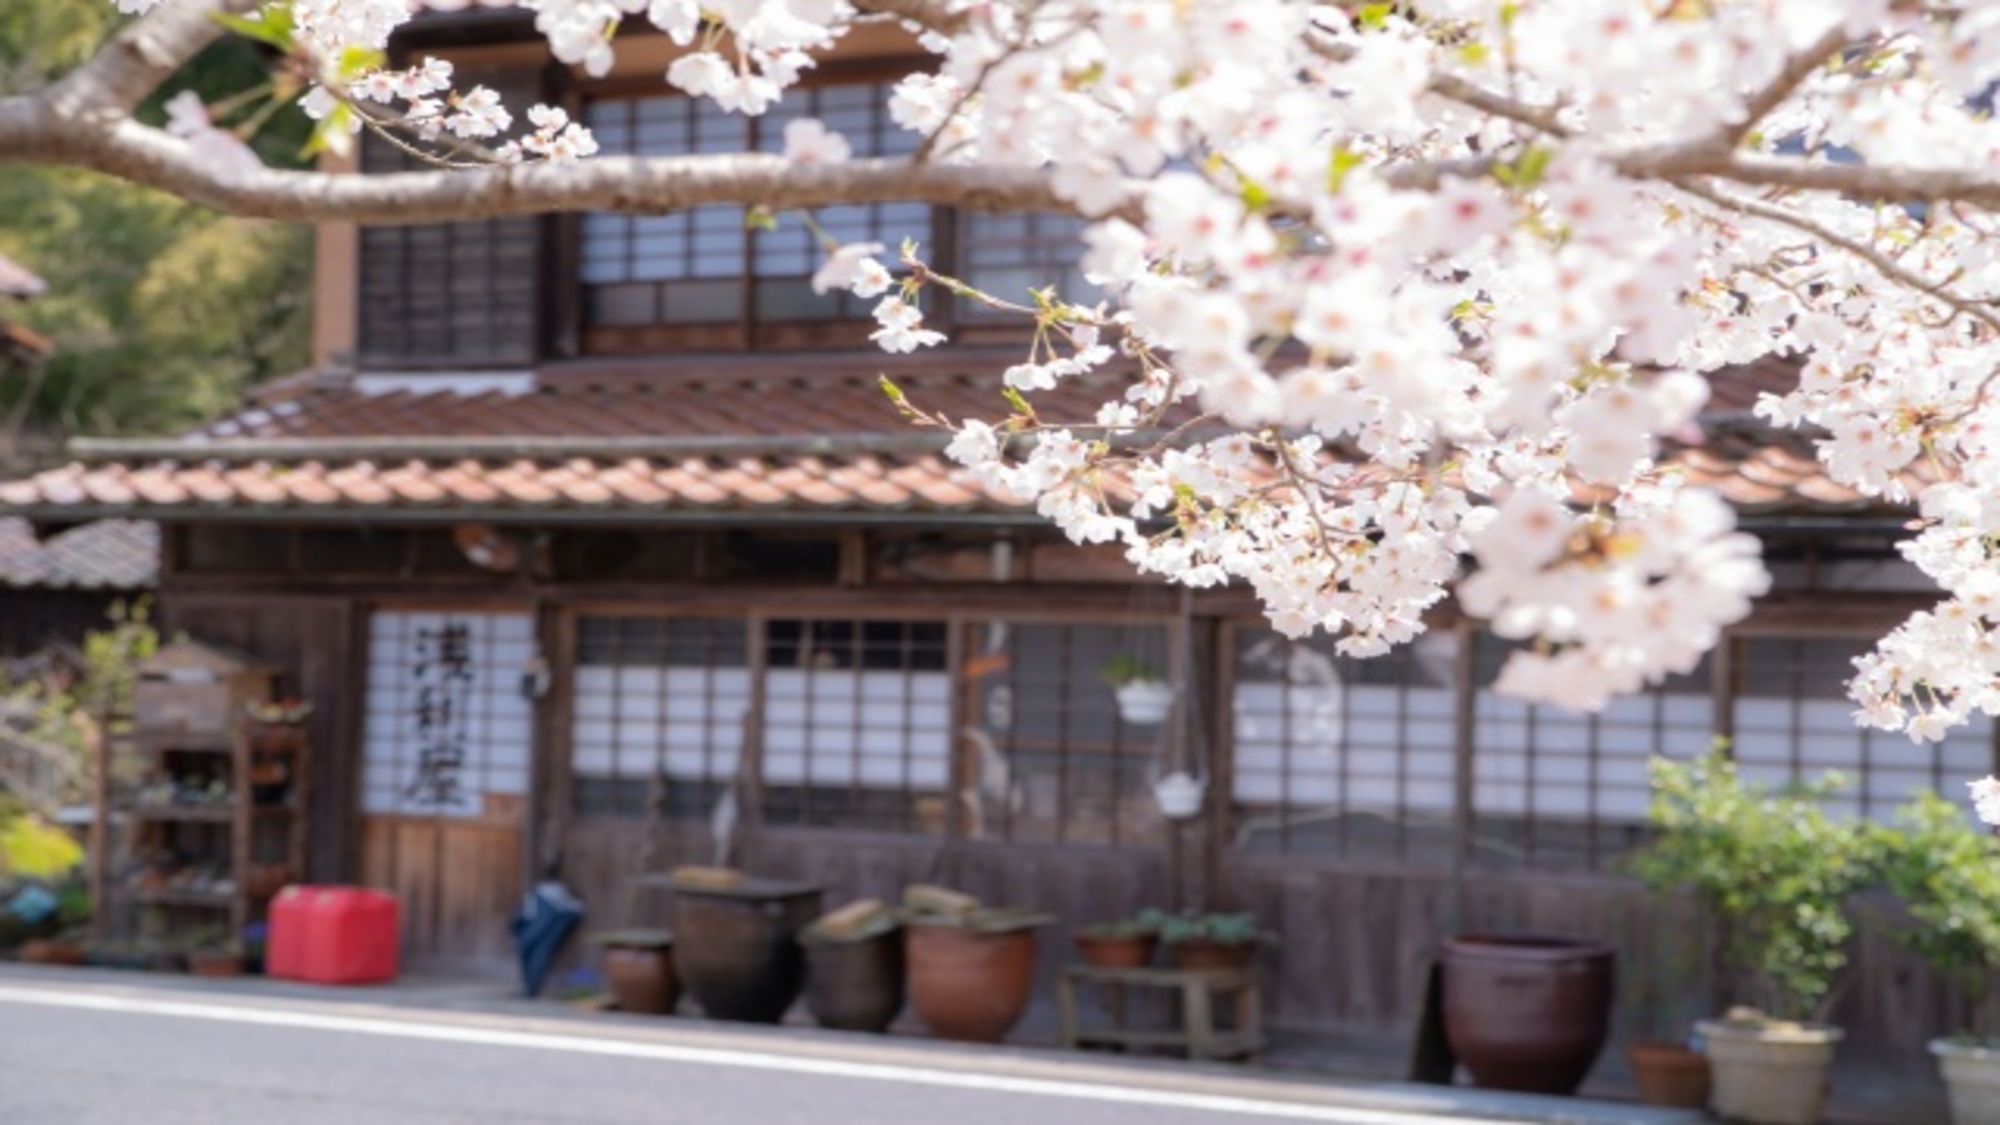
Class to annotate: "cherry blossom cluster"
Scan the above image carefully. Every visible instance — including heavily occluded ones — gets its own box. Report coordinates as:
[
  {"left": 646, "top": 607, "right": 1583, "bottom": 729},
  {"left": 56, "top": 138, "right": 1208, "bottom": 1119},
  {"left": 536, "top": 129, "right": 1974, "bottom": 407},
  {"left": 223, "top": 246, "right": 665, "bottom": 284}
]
[
  {"left": 117, "top": 0, "right": 2000, "bottom": 815},
  {"left": 524, "top": 0, "right": 850, "bottom": 112}
]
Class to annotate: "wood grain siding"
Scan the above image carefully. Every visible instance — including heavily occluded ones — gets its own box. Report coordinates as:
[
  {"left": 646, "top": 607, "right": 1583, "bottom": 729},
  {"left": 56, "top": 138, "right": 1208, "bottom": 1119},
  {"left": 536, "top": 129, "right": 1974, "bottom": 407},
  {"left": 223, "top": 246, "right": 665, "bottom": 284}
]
[
  {"left": 362, "top": 812, "right": 525, "bottom": 972},
  {"left": 156, "top": 593, "right": 361, "bottom": 883}
]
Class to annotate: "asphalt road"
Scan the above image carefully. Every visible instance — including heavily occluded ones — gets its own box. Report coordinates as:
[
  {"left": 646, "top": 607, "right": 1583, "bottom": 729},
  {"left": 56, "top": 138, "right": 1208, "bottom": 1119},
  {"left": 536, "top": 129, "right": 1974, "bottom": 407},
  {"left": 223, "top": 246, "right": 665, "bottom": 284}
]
[{"left": 0, "top": 977, "right": 1648, "bottom": 1125}]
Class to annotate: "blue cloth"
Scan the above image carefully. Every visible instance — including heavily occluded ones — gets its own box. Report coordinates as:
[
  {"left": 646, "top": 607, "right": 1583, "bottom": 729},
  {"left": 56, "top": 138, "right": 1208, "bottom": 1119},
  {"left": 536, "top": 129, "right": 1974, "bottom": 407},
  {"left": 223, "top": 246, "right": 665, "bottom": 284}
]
[
  {"left": 510, "top": 881, "right": 584, "bottom": 998},
  {"left": 5, "top": 885, "right": 56, "bottom": 925}
]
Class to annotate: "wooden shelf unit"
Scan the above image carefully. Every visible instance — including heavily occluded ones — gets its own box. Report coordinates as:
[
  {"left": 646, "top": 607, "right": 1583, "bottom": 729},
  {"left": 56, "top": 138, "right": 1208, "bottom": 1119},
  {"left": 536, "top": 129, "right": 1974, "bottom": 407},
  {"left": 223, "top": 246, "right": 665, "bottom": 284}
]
[{"left": 90, "top": 641, "right": 311, "bottom": 954}]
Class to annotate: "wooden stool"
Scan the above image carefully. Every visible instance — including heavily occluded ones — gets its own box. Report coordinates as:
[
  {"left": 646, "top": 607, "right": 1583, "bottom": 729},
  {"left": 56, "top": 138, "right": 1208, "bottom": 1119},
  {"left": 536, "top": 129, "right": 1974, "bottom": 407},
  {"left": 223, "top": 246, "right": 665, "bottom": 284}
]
[{"left": 1057, "top": 964, "right": 1265, "bottom": 1062}]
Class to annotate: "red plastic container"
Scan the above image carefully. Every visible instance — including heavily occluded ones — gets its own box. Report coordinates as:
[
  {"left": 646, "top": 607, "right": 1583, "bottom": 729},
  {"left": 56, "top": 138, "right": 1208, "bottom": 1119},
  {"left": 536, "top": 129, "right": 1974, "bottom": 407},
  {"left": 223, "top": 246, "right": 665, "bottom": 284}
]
[
  {"left": 268, "top": 886, "right": 400, "bottom": 985},
  {"left": 266, "top": 886, "right": 312, "bottom": 980}
]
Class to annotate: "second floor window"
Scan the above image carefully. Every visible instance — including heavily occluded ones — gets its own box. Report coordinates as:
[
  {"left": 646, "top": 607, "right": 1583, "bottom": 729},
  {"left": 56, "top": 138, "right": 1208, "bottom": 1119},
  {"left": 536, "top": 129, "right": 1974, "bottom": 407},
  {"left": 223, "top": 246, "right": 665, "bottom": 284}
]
[{"left": 581, "top": 80, "right": 930, "bottom": 331}]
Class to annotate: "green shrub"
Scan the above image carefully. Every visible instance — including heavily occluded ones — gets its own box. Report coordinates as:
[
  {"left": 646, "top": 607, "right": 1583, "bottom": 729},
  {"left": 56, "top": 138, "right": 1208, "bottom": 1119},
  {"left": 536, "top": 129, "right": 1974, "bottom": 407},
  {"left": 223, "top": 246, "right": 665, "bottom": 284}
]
[
  {"left": 1630, "top": 750, "right": 1878, "bottom": 1023},
  {"left": 1876, "top": 791, "right": 2000, "bottom": 1041}
]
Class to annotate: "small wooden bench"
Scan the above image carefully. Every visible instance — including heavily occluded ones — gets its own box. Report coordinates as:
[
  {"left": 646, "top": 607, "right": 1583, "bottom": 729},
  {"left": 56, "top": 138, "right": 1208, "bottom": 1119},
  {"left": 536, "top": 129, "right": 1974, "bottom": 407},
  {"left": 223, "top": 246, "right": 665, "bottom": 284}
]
[{"left": 1056, "top": 964, "right": 1265, "bottom": 1062}]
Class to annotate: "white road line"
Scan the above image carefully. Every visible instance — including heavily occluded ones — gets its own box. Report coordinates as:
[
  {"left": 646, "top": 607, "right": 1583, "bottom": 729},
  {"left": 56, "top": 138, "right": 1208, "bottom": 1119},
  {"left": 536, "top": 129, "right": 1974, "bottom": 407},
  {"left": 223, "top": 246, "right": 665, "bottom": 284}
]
[{"left": 0, "top": 984, "right": 1516, "bottom": 1125}]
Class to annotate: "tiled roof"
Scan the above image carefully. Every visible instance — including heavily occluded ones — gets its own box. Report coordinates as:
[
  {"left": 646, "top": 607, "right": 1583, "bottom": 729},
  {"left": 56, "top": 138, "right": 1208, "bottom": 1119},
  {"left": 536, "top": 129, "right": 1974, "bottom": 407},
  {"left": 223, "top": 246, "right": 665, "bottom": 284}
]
[
  {"left": 0, "top": 358, "right": 1087, "bottom": 523},
  {"left": 0, "top": 518, "right": 156, "bottom": 589},
  {"left": 0, "top": 354, "right": 1908, "bottom": 524}
]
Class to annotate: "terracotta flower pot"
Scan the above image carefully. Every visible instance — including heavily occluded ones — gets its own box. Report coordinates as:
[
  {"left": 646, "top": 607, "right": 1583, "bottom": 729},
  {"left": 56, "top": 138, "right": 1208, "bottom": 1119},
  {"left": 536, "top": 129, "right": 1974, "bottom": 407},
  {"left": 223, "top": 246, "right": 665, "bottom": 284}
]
[
  {"left": 1168, "top": 938, "right": 1257, "bottom": 972},
  {"left": 1075, "top": 932, "right": 1157, "bottom": 969},
  {"left": 1626, "top": 1041, "right": 1712, "bottom": 1108},
  {"left": 599, "top": 932, "right": 680, "bottom": 1015},
  {"left": 906, "top": 921, "right": 1041, "bottom": 1043},
  {"left": 188, "top": 952, "right": 244, "bottom": 978},
  {"left": 1441, "top": 933, "right": 1615, "bottom": 1095},
  {"left": 803, "top": 927, "right": 906, "bottom": 1033},
  {"left": 17, "top": 939, "right": 86, "bottom": 966}
]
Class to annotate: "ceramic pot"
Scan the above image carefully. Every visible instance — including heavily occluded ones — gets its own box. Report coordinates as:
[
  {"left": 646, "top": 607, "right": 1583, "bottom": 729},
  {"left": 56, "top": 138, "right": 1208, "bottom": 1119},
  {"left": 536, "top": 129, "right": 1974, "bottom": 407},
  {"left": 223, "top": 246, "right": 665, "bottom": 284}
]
[
  {"left": 1933, "top": 1038, "right": 2000, "bottom": 1125},
  {"left": 1114, "top": 681, "right": 1175, "bottom": 725},
  {"left": 1441, "top": 933, "right": 1615, "bottom": 1095},
  {"left": 906, "top": 921, "right": 1040, "bottom": 1043},
  {"left": 1698, "top": 1017, "right": 1841, "bottom": 1125},
  {"left": 1152, "top": 772, "right": 1205, "bottom": 819},
  {"left": 187, "top": 952, "right": 244, "bottom": 978},
  {"left": 1075, "top": 932, "right": 1156, "bottom": 969},
  {"left": 600, "top": 932, "right": 679, "bottom": 1015},
  {"left": 1625, "top": 1041, "right": 1711, "bottom": 1108},
  {"left": 672, "top": 878, "right": 822, "bottom": 1023},
  {"left": 18, "top": 939, "right": 86, "bottom": 966},
  {"left": 1167, "top": 939, "right": 1257, "bottom": 972},
  {"left": 803, "top": 927, "right": 906, "bottom": 1033}
]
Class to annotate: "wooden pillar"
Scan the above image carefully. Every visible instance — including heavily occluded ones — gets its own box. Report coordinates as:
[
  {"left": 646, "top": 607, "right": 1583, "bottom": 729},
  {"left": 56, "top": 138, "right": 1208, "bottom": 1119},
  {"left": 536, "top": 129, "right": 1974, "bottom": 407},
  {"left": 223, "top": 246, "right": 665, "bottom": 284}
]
[{"left": 1448, "top": 620, "right": 1477, "bottom": 934}]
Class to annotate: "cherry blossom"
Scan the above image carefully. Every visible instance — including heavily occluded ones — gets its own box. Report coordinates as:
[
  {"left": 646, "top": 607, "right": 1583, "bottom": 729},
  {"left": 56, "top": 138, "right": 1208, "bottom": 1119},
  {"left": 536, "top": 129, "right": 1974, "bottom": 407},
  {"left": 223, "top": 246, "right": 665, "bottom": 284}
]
[
  {"left": 809, "top": 242, "right": 889, "bottom": 297},
  {"left": 89, "top": 0, "right": 2000, "bottom": 823},
  {"left": 781, "top": 118, "right": 852, "bottom": 165}
]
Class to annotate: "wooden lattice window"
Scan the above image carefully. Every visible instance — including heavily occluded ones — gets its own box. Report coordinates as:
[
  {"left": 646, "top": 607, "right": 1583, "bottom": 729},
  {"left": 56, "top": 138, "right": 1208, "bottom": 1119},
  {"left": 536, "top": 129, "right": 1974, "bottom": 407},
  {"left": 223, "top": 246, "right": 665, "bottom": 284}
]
[
  {"left": 752, "top": 83, "right": 927, "bottom": 322},
  {"left": 1729, "top": 634, "right": 1994, "bottom": 823},
  {"left": 356, "top": 72, "right": 542, "bottom": 367},
  {"left": 580, "top": 80, "right": 930, "bottom": 332},
  {"left": 960, "top": 620, "right": 1174, "bottom": 849},
  {"left": 758, "top": 618, "right": 951, "bottom": 833},
  {"left": 1231, "top": 628, "right": 1458, "bottom": 865},
  {"left": 579, "top": 96, "right": 749, "bottom": 327},
  {"left": 958, "top": 210, "right": 1097, "bottom": 315},
  {"left": 1465, "top": 634, "right": 1715, "bottom": 873},
  {"left": 569, "top": 615, "right": 750, "bottom": 820}
]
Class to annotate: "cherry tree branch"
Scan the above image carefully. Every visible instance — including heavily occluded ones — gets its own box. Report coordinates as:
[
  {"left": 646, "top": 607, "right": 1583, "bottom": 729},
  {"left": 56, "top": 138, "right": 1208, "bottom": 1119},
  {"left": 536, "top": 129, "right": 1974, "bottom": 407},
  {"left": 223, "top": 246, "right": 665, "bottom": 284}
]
[
  {"left": 48, "top": 0, "right": 261, "bottom": 115},
  {"left": 852, "top": 0, "right": 973, "bottom": 37},
  {"left": 0, "top": 107, "right": 1128, "bottom": 222},
  {"left": 1671, "top": 176, "right": 2000, "bottom": 335},
  {"left": 1722, "top": 23, "right": 1854, "bottom": 148}
]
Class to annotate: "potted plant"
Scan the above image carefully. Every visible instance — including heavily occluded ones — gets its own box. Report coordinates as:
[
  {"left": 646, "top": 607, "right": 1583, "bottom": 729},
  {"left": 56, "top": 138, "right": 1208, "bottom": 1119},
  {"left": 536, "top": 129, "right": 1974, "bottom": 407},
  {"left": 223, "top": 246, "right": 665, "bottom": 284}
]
[
  {"left": 1101, "top": 655, "right": 1173, "bottom": 725},
  {"left": 902, "top": 884, "right": 1052, "bottom": 1043},
  {"left": 1157, "top": 910, "right": 1266, "bottom": 971},
  {"left": 799, "top": 898, "right": 905, "bottom": 1033},
  {"left": 1620, "top": 911, "right": 1712, "bottom": 1108},
  {"left": 1074, "top": 910, "right": 1165, "bottom": 969},
  {"left": 187, "top": 940, "right": 246, "bottom": 978},
  {"left": 594, "top": 929, "right": 680, "bottom": 1016},
  {"left": 1631, "top": 751, "right": 1878, "bottom": 1125},
  {"left": 1876, "top": 791, "right": 2000, "bottom": 1124}
]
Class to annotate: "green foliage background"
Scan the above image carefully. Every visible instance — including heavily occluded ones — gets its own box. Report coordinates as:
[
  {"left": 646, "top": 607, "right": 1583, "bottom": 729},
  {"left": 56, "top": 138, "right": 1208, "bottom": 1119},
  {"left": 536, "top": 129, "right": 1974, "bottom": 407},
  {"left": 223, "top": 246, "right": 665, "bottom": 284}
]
[
  {"left": 0, "top": 1, "right": 312, "bottom": 441},
  {"left": 1631, "top": 751, "right": 1881, "bottom": 1024}
]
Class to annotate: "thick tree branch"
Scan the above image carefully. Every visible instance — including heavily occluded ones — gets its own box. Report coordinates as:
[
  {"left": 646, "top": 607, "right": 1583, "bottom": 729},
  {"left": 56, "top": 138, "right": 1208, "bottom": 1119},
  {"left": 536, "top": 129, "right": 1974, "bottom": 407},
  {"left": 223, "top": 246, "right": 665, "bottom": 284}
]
[
  {"left": 48, "top": 0, "right": 261, "bottom": 116},
  {"left": 852, "top": 0, "right": 972, "bottom": 37},
  {"left": 1723, "top": 23, "right": 1853, "bottom": 148},
  {"left": 1656, "top": 151, "right": 2000, "bottom": 209},
  {"left": 0, "top": 110, "right": 1134, "bottom": 224}
]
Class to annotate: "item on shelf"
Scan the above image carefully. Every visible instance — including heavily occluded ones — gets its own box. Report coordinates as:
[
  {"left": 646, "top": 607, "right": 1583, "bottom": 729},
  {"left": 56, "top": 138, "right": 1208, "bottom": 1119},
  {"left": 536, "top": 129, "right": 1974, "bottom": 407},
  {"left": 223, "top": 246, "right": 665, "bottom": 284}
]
[
  {"left": 244, "top": 699, "right": 313, "bottom": 725},
  {"left": 89, "top": 651, "right": 311, "bottom": 978}
]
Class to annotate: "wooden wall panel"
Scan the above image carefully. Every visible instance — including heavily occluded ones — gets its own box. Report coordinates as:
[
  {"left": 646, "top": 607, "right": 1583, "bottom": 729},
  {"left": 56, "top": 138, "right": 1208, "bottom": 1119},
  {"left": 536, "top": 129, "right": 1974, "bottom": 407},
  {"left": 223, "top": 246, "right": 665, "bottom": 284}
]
[
  {"left": 362, "top": 815, "right": 524, "bottom": 972},
  {"left": 160, "top": 593, "right": 359, "bottom": 883}
]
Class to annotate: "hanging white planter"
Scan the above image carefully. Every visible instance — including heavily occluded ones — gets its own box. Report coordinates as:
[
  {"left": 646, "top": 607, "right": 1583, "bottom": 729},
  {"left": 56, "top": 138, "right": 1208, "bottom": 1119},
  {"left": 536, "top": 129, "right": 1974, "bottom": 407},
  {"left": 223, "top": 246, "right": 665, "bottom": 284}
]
[
  {"left": 1152, "top": 771, "right": 1206, "bottom": 819},
  {"left": 1114, "top": 679, "right": 1175, "bottom": 725}
]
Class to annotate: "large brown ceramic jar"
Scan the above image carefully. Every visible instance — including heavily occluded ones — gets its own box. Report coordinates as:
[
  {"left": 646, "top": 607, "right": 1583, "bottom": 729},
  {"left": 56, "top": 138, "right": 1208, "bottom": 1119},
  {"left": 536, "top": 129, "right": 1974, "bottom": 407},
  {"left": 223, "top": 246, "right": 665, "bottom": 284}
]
[
  {"left": 1441, "top": 933, "right": 1615, "bottom": 1095},
  {"left": 671, "top": 877, "right": 822, "bottom": 1023},
  {"left": 803, "top": 926, "right": 906, "bottom": 1033}
]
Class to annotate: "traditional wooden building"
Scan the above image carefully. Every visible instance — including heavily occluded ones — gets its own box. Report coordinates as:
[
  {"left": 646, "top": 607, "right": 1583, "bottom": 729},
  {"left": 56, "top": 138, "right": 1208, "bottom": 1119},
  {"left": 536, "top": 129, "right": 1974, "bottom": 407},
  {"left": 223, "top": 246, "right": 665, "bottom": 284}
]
[{"left": 0, "top": 9, "right": 1974, "bottom": 1116}]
